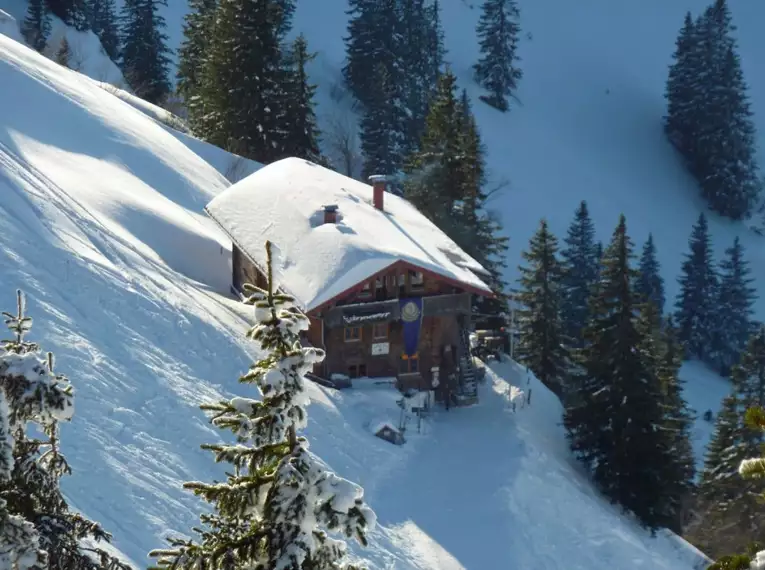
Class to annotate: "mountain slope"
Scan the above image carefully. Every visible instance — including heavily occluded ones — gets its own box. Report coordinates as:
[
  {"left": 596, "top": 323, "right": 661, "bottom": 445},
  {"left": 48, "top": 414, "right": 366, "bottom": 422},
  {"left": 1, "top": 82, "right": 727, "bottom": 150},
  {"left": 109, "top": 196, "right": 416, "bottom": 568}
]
[{"left": 0, "top": 31, "right": 709, "bottom": 569}]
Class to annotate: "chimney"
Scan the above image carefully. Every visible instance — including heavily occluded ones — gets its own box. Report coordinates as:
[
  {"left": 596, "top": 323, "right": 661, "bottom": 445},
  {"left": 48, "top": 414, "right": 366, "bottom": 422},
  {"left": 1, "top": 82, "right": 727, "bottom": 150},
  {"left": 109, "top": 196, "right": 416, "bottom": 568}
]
[
  {"left": 323, "top": 204, "right": 338, "bottom": 224},
  {"left": 368, "top": 174, "right": 387, "bottom": 212}
]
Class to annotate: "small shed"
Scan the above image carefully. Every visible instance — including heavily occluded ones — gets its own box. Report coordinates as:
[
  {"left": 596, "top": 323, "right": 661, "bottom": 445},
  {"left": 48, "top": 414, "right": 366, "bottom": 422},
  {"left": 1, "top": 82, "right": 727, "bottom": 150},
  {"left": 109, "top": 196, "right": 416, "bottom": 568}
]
[{"left": 374, "top": 421, "right": 405, "bottom": 445}]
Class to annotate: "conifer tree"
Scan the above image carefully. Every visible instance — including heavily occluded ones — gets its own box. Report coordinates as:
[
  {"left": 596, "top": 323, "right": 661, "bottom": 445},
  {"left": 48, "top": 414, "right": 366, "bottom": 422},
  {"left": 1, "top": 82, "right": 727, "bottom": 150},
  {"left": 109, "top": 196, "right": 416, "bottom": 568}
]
[
  {"left": 473, "top": 0, "right": 522, "bottom": 112},
  {"left": 88, "top": 0, "right": 120, "bottom": 61},
  {"left": 46, "top": 0, "right": 89, "bottom": 29},
  {"left": 176, "top": 0, "right": 217, "bottom": 130},
  {"left": 425, "top": 0, "right": 446, "bottom": 94},
  {"left": 664, "top": 12, "right": 701, "bottom": 156},
  {"left": 360, "top": 62, "right": 404, "bottom": 180},
  {"left": 0, "top": 290, "right": 129, "bottom": 570},
  {"left": 697, "top": 328, "right": 765, "bottom": 552},
  {"left": 715, "top": 237, "right": 757, "bottom": 375},
  {"left": 404, "top": 70, "right": 465, "bottom": 226},
  {"left": 675, "top": 213, "right": 718, "bottom": 361},
  {"left": 343, "top": 0, "right": 400, "bottom": 109},
  {"left": 22, "top": 0, "right": 51, "bottom": 53},
  {"left": 636, "top": 233, "right": 665, "bottom": 314},
  {"left": 565, "top": 216, "right": 671, "bottom": 530},
  {"left": 515, "top": 219, "right": 567, "bottom": 396},
  {"left": 197, "top": 0, "right": 286, "bottom": 162},
  {"left": 149, "top": 243, "right": 376, "bottom": 570},
  {"left": 559, "top": 200, "right": 599, "bottom": 348},
  {"left": 281, "top": 35, "right": 323, "bottom": 163},
  {"left": 664, "top": 0, "right": 762, "bottom": 220},
  {"left": 274, "top": 0, "right": 296, "bottom": 40},
  {"left": 656, "top": 315, "right": 696, "bottom": 531},
  {"left": 120, "top": 0, "right": 172, "bottom": 105}
]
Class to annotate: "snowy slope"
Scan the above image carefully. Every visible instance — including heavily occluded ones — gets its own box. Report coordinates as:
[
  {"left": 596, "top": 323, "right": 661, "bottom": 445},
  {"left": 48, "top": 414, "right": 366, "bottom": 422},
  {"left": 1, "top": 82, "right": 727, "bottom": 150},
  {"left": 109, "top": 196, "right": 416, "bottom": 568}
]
[{"left": 0, "top": 31, "right": 710, "bottom": 569}]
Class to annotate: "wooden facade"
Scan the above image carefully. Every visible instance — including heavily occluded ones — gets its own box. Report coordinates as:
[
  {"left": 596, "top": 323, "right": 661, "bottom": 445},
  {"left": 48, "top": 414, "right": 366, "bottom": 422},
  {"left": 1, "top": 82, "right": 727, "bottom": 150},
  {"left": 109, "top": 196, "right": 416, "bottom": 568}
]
[{"left": 232, "top": 244, "right": 479, "bottom": 401}]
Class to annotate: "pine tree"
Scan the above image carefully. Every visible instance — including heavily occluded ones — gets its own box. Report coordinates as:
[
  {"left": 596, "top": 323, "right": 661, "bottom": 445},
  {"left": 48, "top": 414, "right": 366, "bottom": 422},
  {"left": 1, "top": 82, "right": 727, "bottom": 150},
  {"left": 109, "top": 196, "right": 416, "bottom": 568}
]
[
  {"left": 149, "top": 243, "right": 376, "bottom": 569},
  {"left": 196, "top": 0, "right": 286, "bottom": 162},
  {"left": 120, "top": 0, "right": 172, "bottom": 105},
  {"left": 664, "top": 0, "right": 761, "bottom": 220},
  {"left": 280, "top": 35, "right": 323, "bottom": 163},
  {"left": 46, "top": 0, "right": 88, "bottom": 29},
  {"left": 714, "top": 237, "right": 757, "bottom": 375},
  {"left": 69, "top": 0, "right": 90, "bottom": 31},
  {"left": 273, "top": 0, "right": 296, "bottom": 40},
  {"left": 664, "top": 12, "right": 702, "bottom": 156},
  {"left": 636, "top": 233, "right": 665, "bottom": 314},
  {"left": 0, "top": 290, "right": 130, "bottom": 570},
  {"left": 425, "top": 0, "right": 446, "bottom": 93},
  {"left": 56, "top": 36, "right": 71, "bottom": 67},
  {"left": 88, "top": 0, "right": 120, "bottom": 61},
  {"left": 559, "top": 200, "right": 599, "bottom": 349},
  {"left": 675, "top": 213, "right": 718, "bottom": 361},
  {"left": 176, "top": 0, "right": 217, "bottom": 131},
  {"left": 343, "top": 0, "right": 400, "bottom": 109},
  {"left": 404, "top": 70, "right": 465, "bottom": 226},
  {"left": 22, "top": 0, "right": 51, "bottom": 53},
  {"left": 360, "top": 61, "right": 404, "bottom": 180},
  {"left": 473, "top": 0, "right": 522, "bottom": 112},
  {"left": 656, "top": 315, "right": 696, "bottom": 532},
  {"left": 564, "top": 216, "right": 670, "bottom": 530},
  {"left": 697, "top": 328, "right": 765, "bottom": 553},
  {"left": 515, "top": 219, "right": 567, "bottom": 396}
]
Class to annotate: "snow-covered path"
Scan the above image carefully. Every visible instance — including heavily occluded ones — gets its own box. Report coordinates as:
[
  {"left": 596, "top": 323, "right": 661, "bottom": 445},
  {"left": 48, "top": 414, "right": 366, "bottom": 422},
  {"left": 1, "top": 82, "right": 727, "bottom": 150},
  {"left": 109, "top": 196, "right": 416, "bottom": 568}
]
[{"left": 375, "top": 361, "right": 705, "bottom": 570}]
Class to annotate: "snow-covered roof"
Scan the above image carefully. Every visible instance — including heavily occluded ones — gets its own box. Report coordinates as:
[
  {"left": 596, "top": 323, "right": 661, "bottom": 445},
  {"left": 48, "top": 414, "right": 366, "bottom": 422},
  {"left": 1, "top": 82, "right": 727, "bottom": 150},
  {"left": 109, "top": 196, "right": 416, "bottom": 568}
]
[{"left": 205, "top": 157, "right": 492, "bottom": 311}]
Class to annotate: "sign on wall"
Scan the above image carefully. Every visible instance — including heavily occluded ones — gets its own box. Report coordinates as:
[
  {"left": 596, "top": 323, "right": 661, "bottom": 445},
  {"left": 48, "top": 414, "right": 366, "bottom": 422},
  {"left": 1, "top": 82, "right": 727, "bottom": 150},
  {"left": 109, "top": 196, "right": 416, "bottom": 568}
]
[
  {"left": 343, "top": 311, "right": 391, "bottom": 325},
  {"left": 371, "top": 342, "right": 390, "bottom": 356}
]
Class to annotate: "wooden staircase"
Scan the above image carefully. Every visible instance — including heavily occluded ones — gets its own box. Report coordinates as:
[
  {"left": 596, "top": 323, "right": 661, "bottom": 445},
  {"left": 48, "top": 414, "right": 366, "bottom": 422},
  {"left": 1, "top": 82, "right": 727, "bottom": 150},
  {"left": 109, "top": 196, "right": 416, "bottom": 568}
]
[{"left": 456, "top": 327, "right": 478, "bottom": 405}]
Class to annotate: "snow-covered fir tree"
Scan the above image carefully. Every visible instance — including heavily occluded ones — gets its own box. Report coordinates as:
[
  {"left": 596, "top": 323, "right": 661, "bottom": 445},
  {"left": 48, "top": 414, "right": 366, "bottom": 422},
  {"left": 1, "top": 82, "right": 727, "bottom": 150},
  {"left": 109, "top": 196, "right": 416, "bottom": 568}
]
[
  {"left": 22, "top": 0, "right": 51, "bottom": 53},
  {"left": 176, "top": 0, "right": 217, "bottom": 129},
  {"left": 714, "top": 237, "right": 757, "bottom": 375},
  {"left": 664, "top": 12, "right": 701, "bottom": 157},
  {"left": 635, "top": 233, "right": 665, "bottom": 314},
  {"left": 515, "top": 219, "right": 567, "bottom": 396},
  {"left": 196, "top": 0, "right": 287, "bottom": 162},
  {"left": 675, "top": 213, "right": 718, "bottom": 362},
  {"left": 564, "top": 216, "right": 673, "bottom": 530},
  {"left": 664, "top": 0, "right": 761, "bottom": 220},
  {"left": 360, "top": 60, "right": 404, "bottom": 180},
  {"left": 45, "top": 0, "right": 88, "bottom": 29},
  {"left": 559, "top": 200, "right": 599, "bottom": 349},
  {"left": 150, "top": 242, "right": 376, "bottom": 570},
  {"left": 343, "top": 0, "right": 400, "bottom": 109},
  {"left": 281, "top": 35, "right": 324, "bottom": 163},
  {"left": 120, "top": 0, "right": 172, "bottom": 105},
  {"left": 473, "top": 0, "right": 522, "bottom": 112},
  {"left": 696, "top": 328, "right": 765, "bottom": 556},
  {"left": 404, "top": 70, "right": 465, "bottom": 227},
  {"left": 0, "top": 290, "right": 129, "bottom": 570},
  {"left": 88, "top": 0, "right": 120, "bottom": 61}
]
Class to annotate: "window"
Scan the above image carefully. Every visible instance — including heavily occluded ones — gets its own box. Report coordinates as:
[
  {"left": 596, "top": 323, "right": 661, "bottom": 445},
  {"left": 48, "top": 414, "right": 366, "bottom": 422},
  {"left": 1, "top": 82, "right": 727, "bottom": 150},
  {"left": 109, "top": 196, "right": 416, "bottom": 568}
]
[
  {"left": 372, "top": 322, "right": 388, "bottom": 339},
  {"left": 399, "top": 353, "right": 419, "bottom": 374},
  {"left": 359, "top": 282, "right": 371, "bottom": 298},
  {"left": 375, "top": 277, "right": 384, "bottom": 290},
  {"left": 409, "top": 270, "right": 424, "bottom": 289},
  {"left": 344, "top": 326, "right": 361, "bottom": 342}
]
